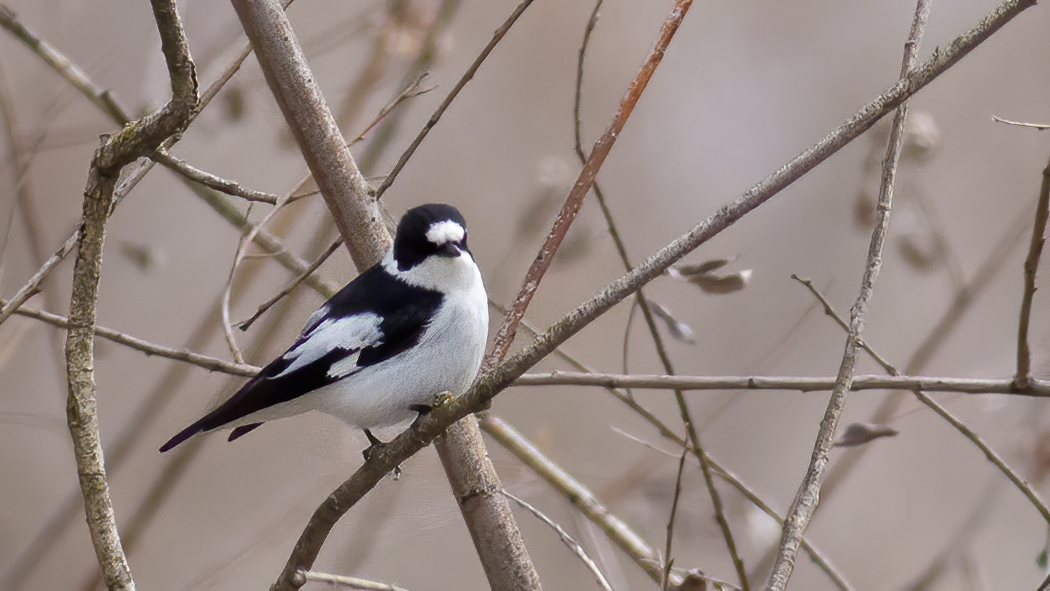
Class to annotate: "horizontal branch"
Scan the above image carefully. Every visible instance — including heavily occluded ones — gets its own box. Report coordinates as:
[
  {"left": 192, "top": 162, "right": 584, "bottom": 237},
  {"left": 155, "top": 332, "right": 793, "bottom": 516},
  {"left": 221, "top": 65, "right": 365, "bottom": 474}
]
[
  {"left": 270, "top": 0, "right": 1038, "bottom": 584},
  {"left": 5, "top": 301, "right": 258, "bottom": 377},
  {"left": 513, "top": 371, "right": 1050, "bottom": 396}
]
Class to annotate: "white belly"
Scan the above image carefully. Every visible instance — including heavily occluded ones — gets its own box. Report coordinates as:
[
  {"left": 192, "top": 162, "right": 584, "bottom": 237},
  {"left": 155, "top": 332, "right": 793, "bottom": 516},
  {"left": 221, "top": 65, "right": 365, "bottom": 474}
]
[{"left": 306, "top": 282, "right": 487, "bottom": 428}]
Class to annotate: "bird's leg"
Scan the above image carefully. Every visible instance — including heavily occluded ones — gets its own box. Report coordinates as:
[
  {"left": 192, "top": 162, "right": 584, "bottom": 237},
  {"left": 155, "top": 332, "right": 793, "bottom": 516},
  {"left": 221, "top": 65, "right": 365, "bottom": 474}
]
[
  {"left": 362, "top": 428, "right": 384, "bottom": 459},
  {"left": 408, "top": 391, "right": 452, "bottom": 432},
  {"left": 361, "top": 428, "right": 402, "bottom": 480}
]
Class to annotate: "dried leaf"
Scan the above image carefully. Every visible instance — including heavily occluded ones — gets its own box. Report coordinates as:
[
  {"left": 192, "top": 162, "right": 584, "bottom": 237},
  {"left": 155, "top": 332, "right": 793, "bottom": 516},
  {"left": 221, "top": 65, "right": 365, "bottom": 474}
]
[
  {"left": 854, "top": 190, "right": 875, "bottom": 228},
  {"left": 688, "top": 270, "right": 752, "bottom": 295},
  {"left": 672, "top": 258, "right": 731, "bottom": 277},
  {"left": 551, "top": 223, "right": 593, "bottom": 267},
  {"left": 903, "top": 111, "right": 940, "bottom": 164},
  {"left": 898, "top": 232, "right": 942, "bottom": 271},
  {"left": 833, "top": 422, "right": 899, "bottom": 448},
  {"left": 669, "top": 259, "right": 751, "bottom": 295},
  {"left": 646, "top": 299, "right": 695, "bottom": 344},
  {"left": 119, "top": 241, "right": 164, "bottom": 271},
  {"left": 674, "top": 569, "right": 708, "bottom": 591}
]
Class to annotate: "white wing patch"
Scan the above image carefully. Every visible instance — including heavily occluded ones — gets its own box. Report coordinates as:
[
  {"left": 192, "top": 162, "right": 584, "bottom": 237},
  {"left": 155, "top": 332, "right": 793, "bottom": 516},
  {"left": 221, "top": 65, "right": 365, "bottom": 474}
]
[
  {"left": 300, "top": 304, "right": 331, "bottom": 338},
  {"left": 425, "top": 220, "right": 464, "bottom": 245},
  {"left": 275, "top": 313, "right": 383, "bottom": 378}
]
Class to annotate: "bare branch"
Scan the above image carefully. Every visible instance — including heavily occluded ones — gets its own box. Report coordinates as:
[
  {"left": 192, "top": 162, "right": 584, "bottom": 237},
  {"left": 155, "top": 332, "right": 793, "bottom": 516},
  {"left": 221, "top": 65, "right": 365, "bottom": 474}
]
[
  {"left": 488, "top": 0, "right": 695, "bottom": 369},
  {"left": 502, "top": 490, "right": 615, "bottom": 591},
  {"left": 6, "top": 302, "right": 258, "bottom": 376},
  {"left": 0, "top": 230, "right": 77, "bottom": 327},
  {"left": 153, "top": 149, "right": 282, "bottom": 204},
  {"left": 267, "top": 1, "right": 1037, "bottom": 586},
  {"left": 661, "top": 442, "right": 688, "bottom": 591},
  {"left": 1015, "top": 155, "right": 1050, "bottom": 388},
  {"left": 0, "top": 5, "right": 130, "bottom": 123},
  {"left": 63, "top": 0, "right": 199, "bottom": 586},
  {"left": 480, "top": 415, "right": 663, "bottom": 581},
  {"left": 992, "top": 115, "right": 1050, "bottom": 130},
  {"left": 572, "top": 3, "right": 747, "bottom": 584},
  {"left": 373, "top": 0, "right": 538, "bottom": 199},
  {"left": 230, "top": 0, "right": 388, "bottom": 271},
  {"left": 513, "top": 371, "right": 1050, "bottom": 396},
  {"left": 765, "top": 1, "right": 931, "bottom": 586},
  {"left": 299, "top": 570, "right": 408, "bottom": 591},
  {"left": 238, "top": 239, "right": 343, "bottom": 331},
  {"left": 797, "top": 272, "right": 1050, "bottom": 527},
  {"left": 228, "top": 1, "right": 539, "bottom": 589}
]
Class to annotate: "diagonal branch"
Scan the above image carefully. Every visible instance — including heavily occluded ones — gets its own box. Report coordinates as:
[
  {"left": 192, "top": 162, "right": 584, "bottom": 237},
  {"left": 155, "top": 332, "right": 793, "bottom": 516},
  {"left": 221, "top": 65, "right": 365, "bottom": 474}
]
[
  {"left": 268, "top": 1, "right": 1036, "bottom": 588},
  {"left": 372, "top": 0, "right": 537, "bottom": 199},
  {"left": 572, "top": 2, "right": 747, "bottom": 585},
  {"left": 795, "top": 278, "right": 1050, "bottom": 527},
  {"left": 764, "top": 1, "right": 931, "bottom": 587},
  {"left": 487, "top": 0, "right": 695, "bottom": 370}
]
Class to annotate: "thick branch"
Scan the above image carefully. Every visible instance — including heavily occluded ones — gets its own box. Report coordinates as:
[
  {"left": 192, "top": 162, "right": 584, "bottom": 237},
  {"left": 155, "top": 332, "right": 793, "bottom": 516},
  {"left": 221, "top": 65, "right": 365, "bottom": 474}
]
[
  {"left": 227, "top": 1, "right": 539, "bottom": 589},
  {"left": 67, "top": 161, "right": 134, "bottom": 591},
  {"left": 487, "top": 0, "right": 694, "bottom": 368},
  {"left": 64, "top": 1, "right": 199, "bottom": 588},
  {"left": 268, "top": 0, "right": 1035, "bottom": 587},
  {"left": 229, "top": 0, "right": 388, "bottom": 269}
]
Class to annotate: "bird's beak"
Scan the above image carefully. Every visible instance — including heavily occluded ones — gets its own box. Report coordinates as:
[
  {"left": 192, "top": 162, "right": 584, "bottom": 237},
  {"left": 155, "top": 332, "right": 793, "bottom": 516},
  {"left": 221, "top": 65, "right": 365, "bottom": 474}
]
[{"left": 439, "top": 242, "right": 461, "bottom": 257}]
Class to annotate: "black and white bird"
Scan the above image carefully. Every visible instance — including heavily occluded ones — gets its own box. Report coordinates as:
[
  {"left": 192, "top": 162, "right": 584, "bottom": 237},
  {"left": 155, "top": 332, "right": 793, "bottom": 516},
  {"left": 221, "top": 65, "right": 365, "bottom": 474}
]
[{"left": 160, "top": 203, "right": 488, "bottom": 454}]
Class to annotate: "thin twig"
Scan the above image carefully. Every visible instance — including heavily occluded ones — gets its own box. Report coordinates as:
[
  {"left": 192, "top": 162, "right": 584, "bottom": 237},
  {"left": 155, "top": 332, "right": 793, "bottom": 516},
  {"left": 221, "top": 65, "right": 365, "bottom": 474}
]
[
  {"left": 1015, "top": 155, "right": 1050, "bottom": 388},
  {"left": 373, "top": 0, "right": 537, "bottom": 199},
  {"left": 299, "top": 570, "right": 408, "bottom": 591},
  {"left": 791, "top": 274, "right": 900, "bottom": 372},
  {"left": 479, "top": 415, "right": 664, "bottom": 581},
  {"left": 766, "top": 0, "right": 931, "bottom": 586},
  {"left": 491, "top": 317, "right": 857, "bottom": 590},
  {"left": 572, "top": 3, "right": 748, "bottom": 584},
  {"left": 512, "top": 371, "right": 1050, "bottom": 396},
  {"left": 613, "top": 428, "right": 855, "bottom": 591},
  {"left": 488, "top": 0, "right": 695, "bottom": 370},
  {"left": 221, "top": 194, "right": 297, "bottom": 363},
  {"left": 238, "top": 238, "right": 344, "bottom": 330},
  {"left": 992, "top": 115, "right": 1050, "bottom": 130},
  {"left": 502, "top": 490, "right": 615, "bottom": 591},
  {"left": 347, "top": 73, "right": 433, "bottom": 146},
  {"left": 661, "top": 442, "right": 688, "bottom": 591},
  {"left": 0, "top": 230, "right": 77, "bottom": 327},
  {"left": 796, "top": 276, "right": 1050, "bottom": 526},
  {"left": 815, "top": 202, "right": 1035, "bottom": 513},
  {"left": 267, "top": 2, "right": 1037, "bottom": 586},
  {"left": 0, "top": 5, "right": 130, "bottom": 123},
  {"left": 153, "top": 149, "right": 283, "bottom": 204},
  {"left": 5, "top": 302, "right": 258, "bottom": 376}
]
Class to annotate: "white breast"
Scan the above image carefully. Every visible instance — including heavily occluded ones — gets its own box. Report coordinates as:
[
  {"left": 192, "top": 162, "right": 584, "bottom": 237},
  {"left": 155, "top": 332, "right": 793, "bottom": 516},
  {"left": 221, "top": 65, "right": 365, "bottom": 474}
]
[{"left": 306, "top": 252, "right": 489, "bottom": 429}]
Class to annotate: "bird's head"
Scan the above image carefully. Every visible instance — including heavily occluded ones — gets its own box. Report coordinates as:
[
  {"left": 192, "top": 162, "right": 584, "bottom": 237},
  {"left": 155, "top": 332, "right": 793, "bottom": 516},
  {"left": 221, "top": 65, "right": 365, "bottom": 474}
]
[{"left": 387, "top": 204, "right": 479, "bottom": 291}]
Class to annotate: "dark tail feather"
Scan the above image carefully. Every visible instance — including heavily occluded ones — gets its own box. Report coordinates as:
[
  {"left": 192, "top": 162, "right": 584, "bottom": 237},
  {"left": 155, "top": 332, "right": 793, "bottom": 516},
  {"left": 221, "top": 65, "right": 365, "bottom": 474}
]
[
  {"left": 159, "top": 420, "right": 205, "bottom": 452},
  {"left": 229, "top": 423, "right": 263, "bottom": 441}
]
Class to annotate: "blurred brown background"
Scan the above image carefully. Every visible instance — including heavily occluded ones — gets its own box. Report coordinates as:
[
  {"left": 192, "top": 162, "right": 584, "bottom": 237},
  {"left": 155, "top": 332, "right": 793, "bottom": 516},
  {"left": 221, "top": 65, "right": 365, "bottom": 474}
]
[{"left": 2, "top": 0, "right": 1050, "bottom": 589}]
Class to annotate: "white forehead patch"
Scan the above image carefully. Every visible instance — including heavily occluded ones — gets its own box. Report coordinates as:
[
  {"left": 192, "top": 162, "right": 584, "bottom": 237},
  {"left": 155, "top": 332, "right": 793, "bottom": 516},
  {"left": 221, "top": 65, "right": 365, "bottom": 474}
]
[{"left": 426, "top": 220, "right": 465, "bottom": 245}]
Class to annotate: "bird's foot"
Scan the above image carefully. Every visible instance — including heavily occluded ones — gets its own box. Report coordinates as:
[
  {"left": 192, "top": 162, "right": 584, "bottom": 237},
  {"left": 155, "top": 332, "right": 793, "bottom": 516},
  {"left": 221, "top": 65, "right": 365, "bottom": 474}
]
[
  {"left": 362, "top": 428, "right": 401, "bottom": 479},
  {"left": 408, "top": 392, "right": 453, "bottom": 432}
]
